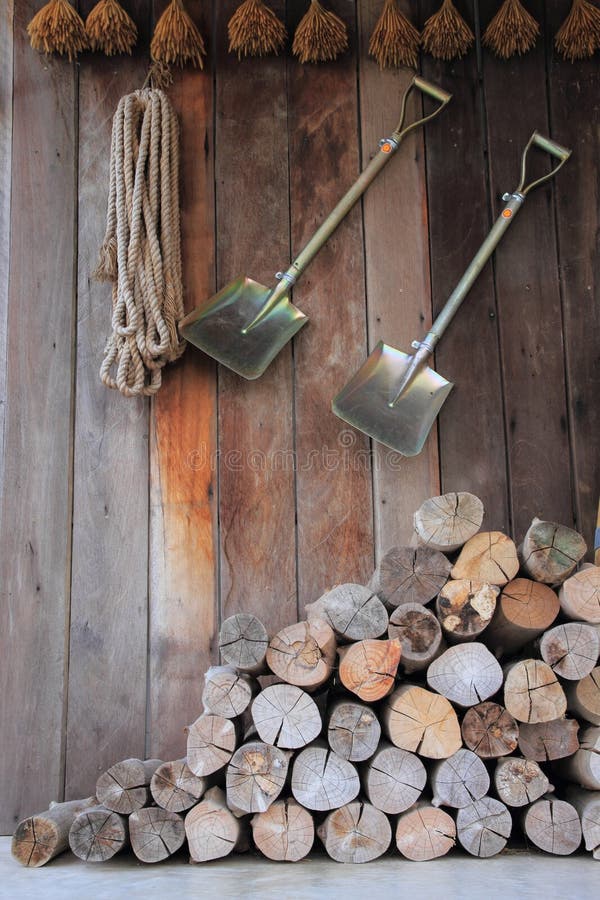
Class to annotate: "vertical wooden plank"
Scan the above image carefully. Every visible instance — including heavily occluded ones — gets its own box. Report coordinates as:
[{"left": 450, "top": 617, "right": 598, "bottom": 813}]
[
  {"left": 421, "top": 0, "right": 510, "bottom": 532},
  {"left": 148, "top": 0, "right": 219, "bottom": 759},
  {"left": 479, "top": 0, "right": 573, "bottom": 539},
  {"left": 0, "top": 2, "right": 77, "bottom": 830},
  {"left": 0, "top": 0, "right": 13, "bottom": 497},
  {"left": 545, "top": 3, "right": 600, "bottom": 549},
  {"left": 215, "top": 1, "right": 297, "bottom": 632},
  {"left": 357, "top": 0, "right": 440, "bottom": 557}
]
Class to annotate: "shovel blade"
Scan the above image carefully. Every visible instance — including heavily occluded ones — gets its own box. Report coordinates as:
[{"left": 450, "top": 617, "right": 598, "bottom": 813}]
[
  {"left": 332, "top": 341, "right": 454, "bottom": 456},
  {"left": 179, "top": 277, "right": 307, "bottom": 380}
]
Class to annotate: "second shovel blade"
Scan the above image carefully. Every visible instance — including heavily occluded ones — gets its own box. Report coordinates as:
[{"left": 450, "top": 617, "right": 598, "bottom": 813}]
[
  {"left": 332, "top": 341, "right": 454, "bottom": 456},
  {"left": 179, "top": 276, "right": 308, "bottom": 380}
]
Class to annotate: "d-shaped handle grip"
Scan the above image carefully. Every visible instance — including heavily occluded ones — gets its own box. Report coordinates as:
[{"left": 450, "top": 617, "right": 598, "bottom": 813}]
[
  {"left": 517, "top": 130, "right": 572, "bottom": 196},
  {"left": 391, "top": 76, "right": 452, "bottom": 144},
  {"left": 413, "top": 76, "right": 453, "bottom": 105}
]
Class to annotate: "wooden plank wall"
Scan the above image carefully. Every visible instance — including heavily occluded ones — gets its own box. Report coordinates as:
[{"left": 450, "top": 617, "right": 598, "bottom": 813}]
[{"left": 0, "top": 0, "right": 598, "bottom": 831}]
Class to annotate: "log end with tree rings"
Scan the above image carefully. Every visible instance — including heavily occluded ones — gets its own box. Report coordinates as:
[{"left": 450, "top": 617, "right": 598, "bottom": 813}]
[
  {"left": 226, "top": 742, "right": 289, "bottom": 814},
  {"left": 317, "top": 801, "right": 392, "bottom": 863},
  {"left": 484, "top": 578, "right": 560, "bottom": 657},
  {"left": 567, "top": 667, "right": 600, "bottom": 725},
  {"left": 252, "top": 684, "right": 322, "bottom": 749},
  {"left": 291, "top": 744, "right": 360, "bottom": 812},
  {"left": 413, "top": 491, "right": 484, "bottom": 553},
  {"left": 68, "top": 806, "right": 128, "bottom": 863},
  {"left": 150, "top": 759, "right": 207, "bottom": 812},
  {"left": 383, "top": 684, "right": 462, "bottom": 759},
  {"left": 427, "top": 643, "right": 504, "bottom": 708},
  {"left": 461, "top": 702, "right": 519, "bottom": 758},
  {"left": 540, "top": 622, "right": 600, "bottom": 680},
  {"left": 327, "top": 700, "right": 381, "bottom": 762},
  {"left": 436, "top": 579, "right": 499, "bottom": 642},
  {"left": 451, "top": 531, "right": 519, "bottom": 586},
  {"left": 251, "top": 798, "right": 314, "bottom": 862},
  {"left": 186, "top": 715, "right": 238, "bottom": 777},
  {"left": 456, "top": 797, "right": 512, "bottom": 857},
  {"left": 362, "top": 743, "right": 427, "bottom": 814},
  {"left": 219, "top": 613, "right": 269, "bottom": 675},
  {"left": 337, "top": 638, "right": 401, "bottom": 702},
  {"left": 129, "top": 807, "right": 185, "bottom": 863},
  {"left": 368, "top": 545, "right": 451, "bottom": 608},
  {"left": 202, "top": 666, "right": 258, "bottom": 717},
  {"left": 395, "top": 804, "right": 457, "bottom": 860},
  {"left": 266, "top": 619, "right": 337, "bottom": 690},
  {"left": 522, "top": 798, "right": 582, "bottom": 855},
  {"left": 559, "top": 566, "right": 600, "bottom": 624},
  {"left": 95, "top": 758, "right": 162, "bottom": 815},
  {"left": 430, "top": 748, "right": 490, "bottom": 808},
  {"left": 521, "top": 517, "right": 587, "bottom": 584},
  {"left": 493, "top": 757, "right": 552, "bottom": 808},
  {"left": 388, "top": 602, "right": 443, "bottom": 673},
  {"left": 312, "top": 583, "right": 389, "bottom": 641},
  {"left": 185, "top": 787, "right": 247, "bottom": 862},
  {"left": 517, "top": 718, "right": 580, "bottom": 762},
  {"left": 504, "top": 659, "right": 567, "bottom": 724}
]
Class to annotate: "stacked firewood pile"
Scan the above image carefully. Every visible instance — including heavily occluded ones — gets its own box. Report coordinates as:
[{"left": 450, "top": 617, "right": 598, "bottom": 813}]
[{"left": 12, "top": 492, "right": 600, "bottom": 867}]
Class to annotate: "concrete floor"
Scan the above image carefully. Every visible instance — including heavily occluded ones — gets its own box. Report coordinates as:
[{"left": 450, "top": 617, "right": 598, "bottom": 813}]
[{"left": 1, "top": 838, "right": 597, "bottom": 900}]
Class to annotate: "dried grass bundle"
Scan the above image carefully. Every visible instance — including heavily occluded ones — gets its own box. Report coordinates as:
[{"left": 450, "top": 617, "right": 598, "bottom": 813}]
[
  {"left": 483, "top": 0, "right": 539, "bottom": 59},
  {"left": 27, "top": 0, "right": 89, "bottom": 61},
  {"left": 292, "top": 0, "right": 348, "bottom": 64},
  {"left": 86, "top": 0, "right": 138, "bottom": 56},
  {"left": 369, "top": 0, "right": 420, "bottom": 69},
  {"left": 555, "top": 0, "right": 600, "bottom": 62},
  {"left": 421, "top": 0, "right": 474, "bottom": 61},
  {"left": 150, "top": 0, "right": 206, "bottom": 69},
  {"left": 228, "top": 0, "right": 287, "bottom": 58}
]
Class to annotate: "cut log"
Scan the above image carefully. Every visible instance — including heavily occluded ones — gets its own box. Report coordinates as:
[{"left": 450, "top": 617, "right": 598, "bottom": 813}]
[
  {"left": 436, "top": 580, "right": 499, "bottom": 642},
  {"left": 395, "top": 803, "right": 457, "bottom": 860},
  {"left": 186, "top": 715, "right": 238, "bottom": 777},
  {"left": 388, "top": 603, "right": 443, "bottom": 673},
  {"left": 305, "top": 583, "right": 389, "bottom": 642},
  {"left": 266, "top": 619, "right": 336, "bottom": 690},
  {"left": 565, "top": 787, "right": 600, "bottom": 860},
  {"left": 11, "top": 797, "right": 96, "bottom": 867},
  {"left": 317, "top": 801, "right": 391, "bottom": 863},
  {"left": 539, "top": 622, "right": 600, "bottom": 680},
  {"left": 520, "top": 517, "right": 586, "bottom": 584},
  {"left": 362, "top": 743, "right": 426, "bottom": 814},
  {"left": 226, "top": 741, "right": 290, "bottom": 813},
  {"left": 567, "top": 667, "right": 600, "bottom": 725},
  {"left": 68, "top": 806, "right": 127, "bottom": 862},
  {"left": 337, "top": 638, "right": 401, "bottom": 702},
  {"left": 382, "top": 684, "right": 462, "bottom": 759},
  {"left": 202, "top": 666, "right": 258, "bottom": 718},
  {"left": 456, "top": 797, "right": 512, "bottom": 857},
  {"left": 150, "top": 759, "right": 207, "bottom": 812},
  {"left": 185, "top": 786, "right": 248, "bottom": 862},
  {"left": 461, "top": 702, "right": 519, "bottom": 758},
  {"left": 484, "top": 578, "right": 560, "bottom": 657},
  {"left": 95, "top": 759, "right": 162, "bottom": 815},
  {"left": 291, "top": 743, "right": 360, "bottom": 811},
  {"left": 503, "top": 660, "right": 567, "bottom": 724},
  {"left": 493, "top": 757, "right": 552, "bottom": 807},
  {"left": 522, "top": 797, "right": 582, "bottom": 855},
  {"left": 427, "top": 643, "right": 504, "bottom": 708},
  {"left": 557, "top": 726, "right": 600, "bottom": 790},
  {"left": 368, "top": 546, "right": 451, "bottom": 608},
  {"left": 251, "top": 684, "right": 322, "bottom": 749},
  {"left": 219, "top": 613, "right": 269, "bottom": 675},
  {"left": 251, "top": 798, "right": 314, "bottom": 862},
  {"left": 451, "top": 531, "right": 519, "bottom": 586},
  {"left": 517, "top": 719, "right": 580, "bottom": 762},
  {"left": 129, "top": 807, "right": 185, "bottom": 863},
  {"left": 327, "top": 699, "right": 381, "bottom": 761},
  {"left": 559, "top": 567, "right": 600, "bottom": 624},
  {"left": 413, "top": 491, "right": 484, "bottom": 553},
  {"left": 430, "top": 748, "right": 490, "bottom": 808}
]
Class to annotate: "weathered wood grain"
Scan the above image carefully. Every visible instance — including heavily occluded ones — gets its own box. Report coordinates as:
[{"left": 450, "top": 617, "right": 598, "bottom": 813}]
[{"left": 0, "top": 0, "right": 13, "bottom": 499}]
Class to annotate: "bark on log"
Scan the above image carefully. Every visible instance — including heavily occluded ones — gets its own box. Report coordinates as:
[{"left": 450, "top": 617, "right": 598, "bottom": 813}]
[
  {"left": 557, "top": 726, "right": 600, "bottom": 790},
  {"left": 517, "top": 719, "right": 580, "bottom": 762},
  {"left": 520, "top": 518, "right": 586, "bottom": 584},
  {"left": 436, "top": 580, "right": 498, "bottom": 642},
  {"left": 95, "top": 759, "right": 162, "bottom": 815},
  {"left": 461, "top": 702, "right": 519, "bottom": 758},
  {"left": 202, "top": 666, "right": 258, "bottom": 718},
  {"left": 504, "top": 660, "right": 567, "bottom": 724},
  {"left": 522, "top": 797, "right": 582, "bottom": 855},
  {"left": 539, "top": 622, "right": 599, "bottom": 680},
  {"left": 413, "top": 491, "right": 484, "bottom": 553},
  {"left": 226, "top": 741, "right": 290, "bottom": 814},
  {"left": 368, "top": 546, "right": 451, "bottom": 608},
  {"left": 388, "top": 603, "right": 443, "bottom": 673},
  {"left": 456, "top": 797, "right": 512, "bottom": 857},
  {"left": 317, "top": 801, "right": 391, "bottom": 863},
  {"left": 305, "top": 583, "right": 389, "bottom": 642},
  {"left": 219, "top": 613, "right": 269, "bottom": 675},
  {"left": 382, "top": 684, "right": 462, "bottom": 759},
  {"left": 395, "top": 803, "right": 457, "bottom": 860},
  {"left": 427, "top": 643, "right": 504, "bottom": 708},
  {"left": 266, "top": 619, "right": 336, "bottom": 690},
  {"left": 327, "top": 699, "right": 381, "bottom": 761},
  {"left": 11, "top": 797, "right": 96, "bottom": 867},
  {"left": 337, "top": 638, "right": 401, "bottom": 702},
  {"left": 451, "top": 532, "right": 519, "bottom": 586},
  {"left": 362, "top": 742, "right": 426, "bottom": 814},
  {"left": 484, "top": 578, "right": 560, "bottom": 657},
  {"left": 251, "top": 798, "right": 314, "bottom": 862},
  {"left": 493, "top": 757, "right": 552, "bottom": 807},
  {"left": 185, "top": 786, "right": 248, "bottom": 862},
  {"left": 559, "top": 567, "right": 600, "bottom": 624},
  {"left": 68, "top": 806, "right": 127, "bottom": 862},
  {"left": 251, "top": 684, "right": 322, "bottom": 749},
  {"left": 186, "top": 715, "right": 238, "bottom": 777},
  {"left": 129, "top": 807, "right": 185, "bottom": 863},
  {"left": 565, "top": 787, "right": 600, "bottom": 860},
  {"left": 291, "top": 743, "right": 360, "bottom": 811},
  {"left": 150, "top": 759, "right": 207, "bottom": 812},
  {"left": 567, "top": 667, "right": 600, "bottom": 725},
  {"left": 430, "top": 748, "right": 490, "bottom": 808}
]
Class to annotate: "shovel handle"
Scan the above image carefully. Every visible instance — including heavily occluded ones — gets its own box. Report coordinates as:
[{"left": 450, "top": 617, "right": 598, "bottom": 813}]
[
  {"left": 516, "top": 131, "right": 572, "bottom": 195},
  {"left": 391, "top": 78, "right": 452, "bottom": 143}
]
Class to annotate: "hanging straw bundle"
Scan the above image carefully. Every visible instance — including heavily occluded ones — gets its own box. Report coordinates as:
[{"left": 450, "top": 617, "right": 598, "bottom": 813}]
[
  {"left": 555, "top": 0, "right": 600, "bottom": 62},
  {"left": 369, "top": 0, "right": 420, "bottom": 69},
  {"left": 95, "top": 81, "right": 186, "bottom": 397},
  {"left": 228, "top": 0, "right": 287, "bottom": 58},
  {"left": 150, "top": 0, "right": 207, "bottom": 69},
  {"left": 421, "top": 0, "right": 474, "bottom": 60},
  {"left": 483, "top": 0, "right": 539, "bottom": 58},
  {"left": 86, "top": 0, "right": 138, "bottom": 56},
  {"left": 292, "top": 0, "right": 348, "bottom": 64},
  {"left": 27, "top": 0, "right": 89, "bottom": 60}
]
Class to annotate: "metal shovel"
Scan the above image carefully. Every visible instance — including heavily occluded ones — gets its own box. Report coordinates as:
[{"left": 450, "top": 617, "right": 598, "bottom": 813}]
[
  {"left": 332, "top": 132, "right": 571, "bottom": 456},
  {"left": 179, "top": 76, "right": 451, "bottom": 380}
]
